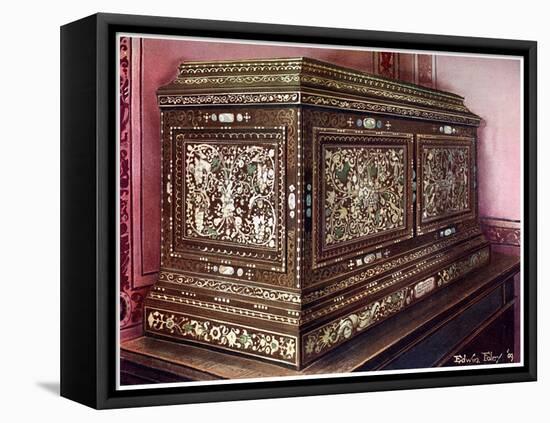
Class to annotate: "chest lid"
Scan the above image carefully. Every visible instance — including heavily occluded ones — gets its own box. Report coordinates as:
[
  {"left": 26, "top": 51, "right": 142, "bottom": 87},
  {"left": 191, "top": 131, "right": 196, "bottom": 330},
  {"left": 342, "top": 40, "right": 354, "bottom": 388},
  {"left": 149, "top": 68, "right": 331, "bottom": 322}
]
[{"left": 157, "top": 57, "right": 480, "bottom": 126}]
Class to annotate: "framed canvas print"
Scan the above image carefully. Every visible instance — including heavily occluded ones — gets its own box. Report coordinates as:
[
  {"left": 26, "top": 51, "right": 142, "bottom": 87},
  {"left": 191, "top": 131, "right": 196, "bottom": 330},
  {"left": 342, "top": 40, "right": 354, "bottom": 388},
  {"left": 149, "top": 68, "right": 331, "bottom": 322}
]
[{"left": 60, "top": 12, "right": 537, "bottom": 409}]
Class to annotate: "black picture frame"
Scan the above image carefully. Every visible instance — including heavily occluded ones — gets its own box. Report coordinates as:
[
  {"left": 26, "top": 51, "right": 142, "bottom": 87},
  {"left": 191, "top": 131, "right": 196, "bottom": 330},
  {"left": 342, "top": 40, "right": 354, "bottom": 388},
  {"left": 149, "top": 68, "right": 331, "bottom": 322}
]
[{"left": 60, "top": 12, "right": 537, "bottom": 409}]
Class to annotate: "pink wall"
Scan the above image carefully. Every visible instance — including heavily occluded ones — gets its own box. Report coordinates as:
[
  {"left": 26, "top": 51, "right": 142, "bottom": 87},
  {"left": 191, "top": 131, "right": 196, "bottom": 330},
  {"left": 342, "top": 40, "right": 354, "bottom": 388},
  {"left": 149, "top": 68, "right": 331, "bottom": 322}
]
[{"left": 436, "top": 56, "right": 521, "bottom": 221}]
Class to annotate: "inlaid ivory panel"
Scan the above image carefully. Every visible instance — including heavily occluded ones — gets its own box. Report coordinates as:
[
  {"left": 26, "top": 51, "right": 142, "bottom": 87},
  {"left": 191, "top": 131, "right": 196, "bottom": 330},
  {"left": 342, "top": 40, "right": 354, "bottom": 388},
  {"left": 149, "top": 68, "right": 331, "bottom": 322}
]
[
  {"left": 183, "top": 142, "right": 278, "bottom": 249},
  {"left": 416, "top": 135, "right": 476, "bottom": 234},
  {"left": 171, "top": 127, "right": 288, "bottom": 271}
]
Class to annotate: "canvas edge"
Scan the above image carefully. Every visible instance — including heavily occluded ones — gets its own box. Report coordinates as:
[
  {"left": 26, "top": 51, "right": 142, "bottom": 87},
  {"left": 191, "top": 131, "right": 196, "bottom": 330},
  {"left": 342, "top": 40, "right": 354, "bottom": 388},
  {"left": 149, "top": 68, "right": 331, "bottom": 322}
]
[{"left": 60, "top": 13, "right": 100, "bottom": 409}]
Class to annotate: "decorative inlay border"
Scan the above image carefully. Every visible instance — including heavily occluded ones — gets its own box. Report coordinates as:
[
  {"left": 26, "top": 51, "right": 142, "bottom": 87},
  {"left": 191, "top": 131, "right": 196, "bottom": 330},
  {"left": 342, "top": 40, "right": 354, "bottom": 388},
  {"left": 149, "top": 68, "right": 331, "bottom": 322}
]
[
  {"left": 178, "top": 60, "right": 303, "bottom": 76},
  {"left": 437, "top": 247, "right": 490, "bottom": 286},
  {"left": 145, "top": 307, "right": 297, "bottom": 365},
  {"left": 171, "top": 72, "right": 468, "bottom": 114},
  {"left": 302, "top": 226, "right": 481, "bottom": 304},
  {"left": 300, "top": 75, "right": 467, "bottom": 113},
  {"left": 158, "top": 92, "right": 300, "bottom": 106},
  {"left": 297, "top": 59, "right": 461, "bottom": 101},
  {"left": 147, "top": 291, "right": 299, "bottom": 325},
  {"left": 302, "top": 246, "right": 490, "bottom": 363},
  {"left": 158, "top": 91, "right": 480, "bottom": 126},
  {"left": 158, "top": 271, "right": 301, "bottom": 304},
  {"left": 303, "top": 288, "right": 410, "bottom": 363},
  {"left": 176, "top": 74, "right": 301, "bottom": 86},
  {"left": 174, "top": 58, "right": 465, "bottom": 106}
]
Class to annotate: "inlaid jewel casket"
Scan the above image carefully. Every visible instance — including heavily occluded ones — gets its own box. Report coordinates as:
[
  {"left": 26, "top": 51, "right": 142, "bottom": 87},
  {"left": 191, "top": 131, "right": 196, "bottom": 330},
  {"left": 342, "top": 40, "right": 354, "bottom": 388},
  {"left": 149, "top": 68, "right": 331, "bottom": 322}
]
[{"left": 144, "top": 57, "right": 490, "bottom": 369}]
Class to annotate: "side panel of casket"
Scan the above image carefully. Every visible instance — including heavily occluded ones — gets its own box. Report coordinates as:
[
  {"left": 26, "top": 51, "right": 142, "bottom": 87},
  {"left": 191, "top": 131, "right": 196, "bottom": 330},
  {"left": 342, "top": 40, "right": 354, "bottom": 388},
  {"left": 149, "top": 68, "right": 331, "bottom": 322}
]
[
  {"left": 299, "top": 108, "right": 488, "bottom": 365},
  {"left": 144, "top": 107, "right": 303, "bottom": 367},
  {"left": 416, "top": 134, "right": 477, "bottom": 235}
]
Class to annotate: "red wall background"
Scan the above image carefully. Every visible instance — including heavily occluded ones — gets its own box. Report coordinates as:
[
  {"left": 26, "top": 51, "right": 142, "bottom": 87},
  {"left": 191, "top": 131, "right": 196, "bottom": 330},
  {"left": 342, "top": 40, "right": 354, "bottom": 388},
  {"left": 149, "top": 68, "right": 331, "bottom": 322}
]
[{"left": 119, "top": 37, "right": 521, "bottom": 340}]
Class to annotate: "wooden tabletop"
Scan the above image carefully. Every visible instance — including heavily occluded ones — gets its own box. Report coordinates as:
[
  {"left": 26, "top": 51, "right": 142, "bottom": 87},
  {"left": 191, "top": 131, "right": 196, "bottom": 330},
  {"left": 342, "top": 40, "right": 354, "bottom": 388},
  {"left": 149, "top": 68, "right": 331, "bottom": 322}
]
[{"left": 121, "top": 252, "right": 520, "bottom": 381}]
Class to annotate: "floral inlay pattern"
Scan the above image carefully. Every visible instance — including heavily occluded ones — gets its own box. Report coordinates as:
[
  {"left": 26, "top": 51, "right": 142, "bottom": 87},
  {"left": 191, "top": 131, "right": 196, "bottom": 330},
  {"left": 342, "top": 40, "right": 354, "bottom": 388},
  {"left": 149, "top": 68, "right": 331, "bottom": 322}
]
[
  {"left": 147, "top": 309, "right": 297, "bottom": 363},
  {"left": 437, "top": 248, "right": 489, "bottom": 286},
  {"left": 422, "top": 146, "right": 470, "bottom": 220},
  {"left": 323, "top": 146, "right": 406, "bottom": 246},
  {"left": 303, "top": 288, "right": 409, "bottom": 361},
  {"left": 159, "top": 271, "right": 301, "bottom": 304},
  {"left": 184, "top": 142, "right": 278, "bottom": 249}
]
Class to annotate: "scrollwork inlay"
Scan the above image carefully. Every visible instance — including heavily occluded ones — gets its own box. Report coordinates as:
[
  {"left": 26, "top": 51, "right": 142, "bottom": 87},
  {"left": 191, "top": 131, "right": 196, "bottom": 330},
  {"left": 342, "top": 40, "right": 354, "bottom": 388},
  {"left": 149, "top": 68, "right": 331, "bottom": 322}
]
[
  {"left": 184, "top": 142, "right": 279, "bottom": 248},
  {"left": 146, "top": 309, "right": 297, "bottom": 364},
  {"left": 323, "top": 146, "right": 406, "bottom": 246},
  {"left": 422, "top": 146, "right": 470, "bottom": 220},
  {"left": 158, "top": 271, "right": 301, "bottom": 304}
]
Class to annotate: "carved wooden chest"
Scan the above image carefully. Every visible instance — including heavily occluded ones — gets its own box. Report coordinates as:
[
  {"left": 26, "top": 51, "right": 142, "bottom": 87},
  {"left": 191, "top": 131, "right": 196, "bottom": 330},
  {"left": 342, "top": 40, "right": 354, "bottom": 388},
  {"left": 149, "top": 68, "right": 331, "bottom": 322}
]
[{"left": 144, "top": 58, "right": 490, "bottom": 369}]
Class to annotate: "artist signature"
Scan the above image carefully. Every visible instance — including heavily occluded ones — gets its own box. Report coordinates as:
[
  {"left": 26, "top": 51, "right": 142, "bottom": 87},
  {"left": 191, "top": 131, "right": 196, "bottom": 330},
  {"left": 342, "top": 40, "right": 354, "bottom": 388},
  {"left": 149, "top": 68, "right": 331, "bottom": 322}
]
[{"left": 453, "top": 349, "right": 514, "bottom": 365}]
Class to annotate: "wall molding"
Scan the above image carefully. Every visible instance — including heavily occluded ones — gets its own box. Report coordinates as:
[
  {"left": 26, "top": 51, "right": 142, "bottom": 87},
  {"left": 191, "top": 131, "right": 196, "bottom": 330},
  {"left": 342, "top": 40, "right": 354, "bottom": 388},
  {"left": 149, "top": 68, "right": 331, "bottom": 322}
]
[
  {"left": 120, "top": 37, "right": 155, "bottom": 340},
  {"left": 480, "top": 217, "right": 521, "bottom": 247}
]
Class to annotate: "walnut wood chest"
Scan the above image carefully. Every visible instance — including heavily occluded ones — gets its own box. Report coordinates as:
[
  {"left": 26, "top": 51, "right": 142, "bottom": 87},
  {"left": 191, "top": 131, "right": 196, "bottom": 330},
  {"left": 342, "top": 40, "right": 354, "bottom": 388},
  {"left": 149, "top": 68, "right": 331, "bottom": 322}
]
[{"left": 144, "top": 57, "right": 490, "bottom": 369}]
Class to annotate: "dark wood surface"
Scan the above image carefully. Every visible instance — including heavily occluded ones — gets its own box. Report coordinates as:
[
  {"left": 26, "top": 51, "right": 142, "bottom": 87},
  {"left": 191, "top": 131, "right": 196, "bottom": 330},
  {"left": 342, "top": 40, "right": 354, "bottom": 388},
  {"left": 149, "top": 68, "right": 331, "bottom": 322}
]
[{"left": 121, "top": 252, "right": 519, "bottom": 382}]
